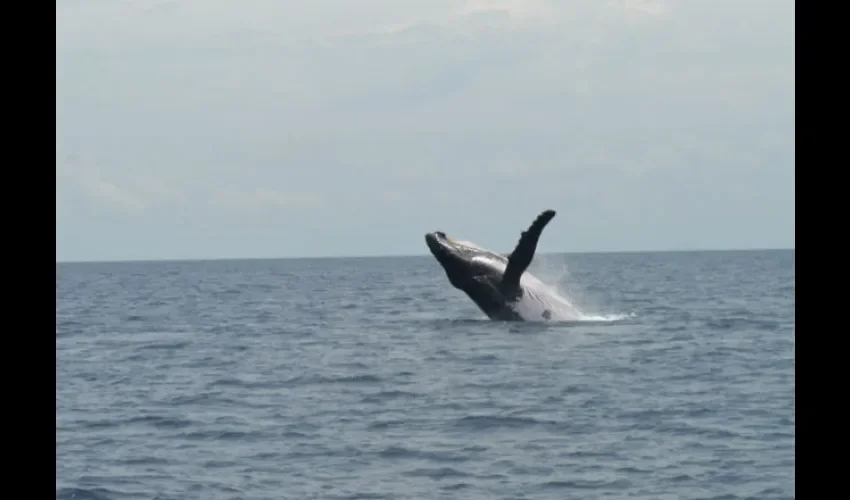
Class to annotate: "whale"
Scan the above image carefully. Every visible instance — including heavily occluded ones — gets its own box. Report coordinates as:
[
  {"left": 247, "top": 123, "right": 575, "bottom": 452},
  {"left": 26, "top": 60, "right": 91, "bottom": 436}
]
[{"left": 425, "top": 209, "right": 574, "bottom": 321}]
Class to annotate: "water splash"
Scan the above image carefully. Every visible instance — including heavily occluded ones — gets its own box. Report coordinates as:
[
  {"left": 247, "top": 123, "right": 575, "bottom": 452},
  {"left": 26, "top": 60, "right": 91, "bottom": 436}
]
[{"left": 528, "top": 255, "right": 634, "bottom": 323}]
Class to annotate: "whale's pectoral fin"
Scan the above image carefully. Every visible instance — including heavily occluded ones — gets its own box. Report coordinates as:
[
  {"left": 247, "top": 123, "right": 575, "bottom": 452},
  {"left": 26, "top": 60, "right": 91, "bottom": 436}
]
[{"left": 500, "top": 209, "right": 557, "bottom": 294}]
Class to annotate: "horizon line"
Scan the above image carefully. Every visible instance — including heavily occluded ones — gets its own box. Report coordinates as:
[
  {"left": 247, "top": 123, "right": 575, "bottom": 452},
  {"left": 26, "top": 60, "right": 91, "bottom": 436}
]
[{"left": 56, "top": 247, "right": 794, "bottom": 265}]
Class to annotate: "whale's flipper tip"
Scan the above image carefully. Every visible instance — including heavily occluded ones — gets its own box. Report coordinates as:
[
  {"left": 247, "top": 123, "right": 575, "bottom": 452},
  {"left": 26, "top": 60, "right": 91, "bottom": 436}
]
[{"left": 500, "top": 209, "right": 558, "bottom": 293}]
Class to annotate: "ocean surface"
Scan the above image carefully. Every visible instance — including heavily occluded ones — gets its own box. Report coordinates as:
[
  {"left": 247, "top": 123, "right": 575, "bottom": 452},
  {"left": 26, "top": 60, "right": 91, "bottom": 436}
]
[{"left": 56, "top": 249, "right": 795, "bottom": 500}]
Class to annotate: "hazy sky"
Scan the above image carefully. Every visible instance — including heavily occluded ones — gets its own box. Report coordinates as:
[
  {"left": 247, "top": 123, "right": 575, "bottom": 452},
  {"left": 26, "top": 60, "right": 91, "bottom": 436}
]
[{"left": 56, "top": 0, "right": 795, "bottom": 262}]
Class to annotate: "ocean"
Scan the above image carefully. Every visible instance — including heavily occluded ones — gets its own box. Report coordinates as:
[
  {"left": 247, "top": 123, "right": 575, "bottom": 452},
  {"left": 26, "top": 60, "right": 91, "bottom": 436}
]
[{"left": 56, "top": 249, "right": 795, "bottom": 500}]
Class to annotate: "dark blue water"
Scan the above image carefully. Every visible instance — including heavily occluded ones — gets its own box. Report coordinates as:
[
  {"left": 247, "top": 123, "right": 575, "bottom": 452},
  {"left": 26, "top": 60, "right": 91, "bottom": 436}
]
[{"left": 56, "top": 250, "right": 794, "bottom": 500}]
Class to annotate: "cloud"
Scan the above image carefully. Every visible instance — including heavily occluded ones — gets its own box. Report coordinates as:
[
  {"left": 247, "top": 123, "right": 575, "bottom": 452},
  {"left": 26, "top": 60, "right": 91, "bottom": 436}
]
[
  {"left": 610, "top": 0, "right": 669, "bottom": 18},
  {"left": 56, "top": 154, "right": 146, "bottom": 215},
  {"left": 86, "top": 180, "right": 147, "bottom": 215},
  {"left": 133, "top": 176, "right": 187, "bottom": 206},
  {"left": 55, "top": 150, "right": 324, "bottom": 221},
  {"left": 211, "top": 187, "right": 324, "bottom": 213},
  {"left": 56, "top": 0, "right": 794, "bottom": 259}
]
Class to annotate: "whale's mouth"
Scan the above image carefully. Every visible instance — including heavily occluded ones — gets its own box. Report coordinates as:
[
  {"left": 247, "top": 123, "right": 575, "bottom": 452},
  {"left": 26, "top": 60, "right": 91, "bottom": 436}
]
[
  {"left": 425, "top": 232, "right": 445, "bottom": 253},
  {"left": 427, "top": 232, "right": 485, "bottom": 256},
  {"left": 426, "top": 232, "right": 460, "bottom": 259}
]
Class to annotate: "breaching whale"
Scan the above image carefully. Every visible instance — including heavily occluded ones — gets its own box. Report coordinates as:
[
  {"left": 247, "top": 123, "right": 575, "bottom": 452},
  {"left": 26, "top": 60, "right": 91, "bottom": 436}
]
[{"left": 425, "top": 209, "right": 571, "bottom": 321}]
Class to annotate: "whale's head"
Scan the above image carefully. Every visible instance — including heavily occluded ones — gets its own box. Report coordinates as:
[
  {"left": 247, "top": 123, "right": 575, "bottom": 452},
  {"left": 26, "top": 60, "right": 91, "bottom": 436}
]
[{"left": 425, "top": 231, "right": 504, "bottom": 289}]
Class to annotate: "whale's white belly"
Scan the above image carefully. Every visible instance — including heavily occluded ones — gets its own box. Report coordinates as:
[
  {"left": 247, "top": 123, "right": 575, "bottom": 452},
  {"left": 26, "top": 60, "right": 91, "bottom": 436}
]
[
  {"left": 471, "top": 254, "right": 580, "bottom": 321},
  {"left": 513, "top": 273, "right": 580, "bottom": 321}
]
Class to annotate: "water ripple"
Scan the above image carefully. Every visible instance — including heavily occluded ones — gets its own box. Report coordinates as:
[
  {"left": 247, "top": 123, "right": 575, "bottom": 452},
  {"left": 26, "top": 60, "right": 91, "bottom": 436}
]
[{"left": 57, "top": 251, "right": 795, "bottom": 499}]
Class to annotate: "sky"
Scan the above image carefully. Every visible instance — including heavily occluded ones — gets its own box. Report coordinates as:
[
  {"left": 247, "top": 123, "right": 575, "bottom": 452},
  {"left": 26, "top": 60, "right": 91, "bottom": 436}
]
[{"left": 56, "top": 0, "right": 795, "bottom": 262}]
